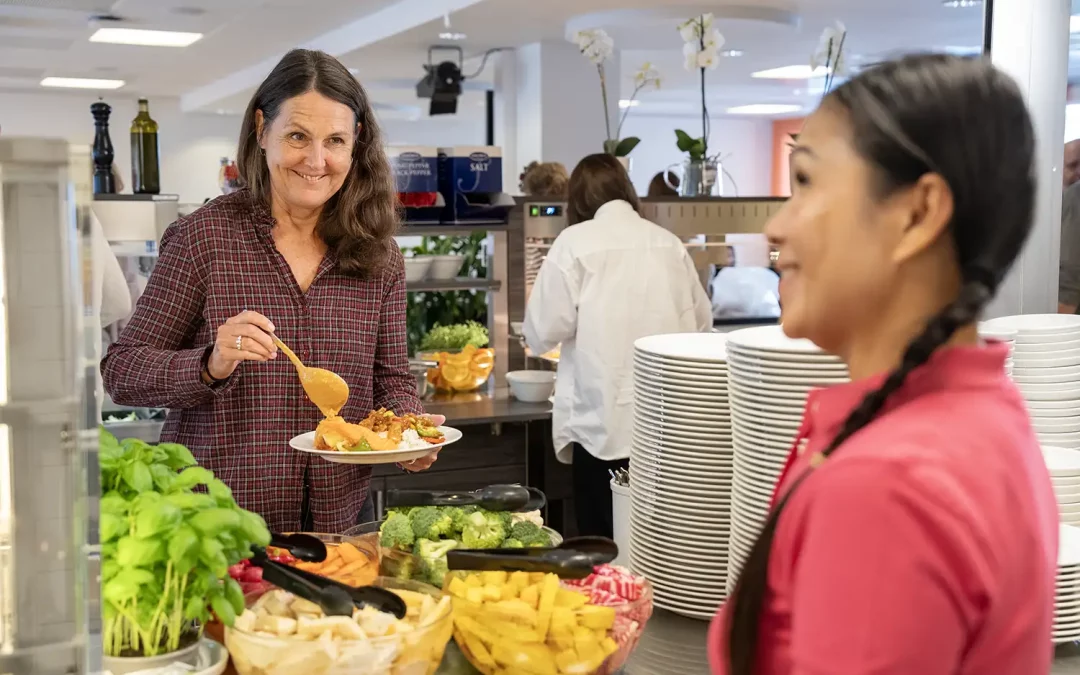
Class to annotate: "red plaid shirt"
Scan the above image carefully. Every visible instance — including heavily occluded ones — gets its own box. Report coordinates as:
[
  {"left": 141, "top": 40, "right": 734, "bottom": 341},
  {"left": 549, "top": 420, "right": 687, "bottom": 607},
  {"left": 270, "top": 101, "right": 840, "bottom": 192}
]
[{"left": 102, "top": 189, "right": 423, "bottom": 533}]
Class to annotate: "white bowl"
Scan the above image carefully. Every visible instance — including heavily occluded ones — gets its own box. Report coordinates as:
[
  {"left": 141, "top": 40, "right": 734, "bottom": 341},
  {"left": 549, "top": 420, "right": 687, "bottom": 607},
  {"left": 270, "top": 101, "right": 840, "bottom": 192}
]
[
  {"left": 506, "top": 370, "right": 556, "bottom": 402},
  {"left": 404, "top": 256, "right": 432, "bottom": 282},
  {"left": 428, "top": 254, "right": 464, "bottom": 280}
]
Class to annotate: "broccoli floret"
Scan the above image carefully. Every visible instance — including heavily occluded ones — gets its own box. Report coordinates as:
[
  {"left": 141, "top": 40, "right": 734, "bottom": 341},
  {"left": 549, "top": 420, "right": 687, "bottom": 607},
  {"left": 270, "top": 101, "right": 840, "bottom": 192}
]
[
  {"left": 461, "top": 511, "right": 506, "bottom": 549},
  {"left": 379, "top": 512, "right": 415, "bottom": 549},
  {"left": 492, "top": 510, "right": 514, "bottom": 530},
  {"left": 416, "top": 538, "right": 458, "bottom": 587},
  {"left": 449, "top": 505, "right": 478, "bottom": 533},
  {"left": 386, "top": 507, "right": 415, "bottom": 518},
  {"left": 502, "top": 538, "right": 525, "bottom": 548},
  {"left": 409, "top": 506, "right": 453, "bottom": 540},
  {"left": 510, "top": 520, "right": 552, "bottom": 547}
]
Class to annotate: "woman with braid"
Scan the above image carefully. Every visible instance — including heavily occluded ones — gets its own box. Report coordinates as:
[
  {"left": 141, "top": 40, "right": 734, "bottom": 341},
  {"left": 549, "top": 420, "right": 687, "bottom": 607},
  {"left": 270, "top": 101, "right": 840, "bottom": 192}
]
[{"left": 710, "top": 54, "right": 1057, "bottom": 675}]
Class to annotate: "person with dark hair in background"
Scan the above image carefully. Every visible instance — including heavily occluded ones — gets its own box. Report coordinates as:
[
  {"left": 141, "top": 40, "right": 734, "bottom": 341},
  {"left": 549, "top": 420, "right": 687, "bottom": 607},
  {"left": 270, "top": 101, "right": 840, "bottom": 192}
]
[
  {"left": 523, "top": 154, "right": 712, "bottom": 537},
  {"left": 647, "top": 170, "right": 679, "bottom": 197},
  {"left": 103, "top": 49, "right": 442, "bottom": 534},
  {"left": 714, "top": 54, "right": 1056, "bottom": 674},
  {"left": 1060, "top": 139, "right": 1080, "bottom": 313}
]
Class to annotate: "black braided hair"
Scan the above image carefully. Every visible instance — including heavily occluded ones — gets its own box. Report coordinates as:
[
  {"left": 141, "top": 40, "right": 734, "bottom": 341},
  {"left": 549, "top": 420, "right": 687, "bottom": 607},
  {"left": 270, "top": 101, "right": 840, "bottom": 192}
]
[{"left": 726, "top": 53, "right": 1035, "bottom": 675}]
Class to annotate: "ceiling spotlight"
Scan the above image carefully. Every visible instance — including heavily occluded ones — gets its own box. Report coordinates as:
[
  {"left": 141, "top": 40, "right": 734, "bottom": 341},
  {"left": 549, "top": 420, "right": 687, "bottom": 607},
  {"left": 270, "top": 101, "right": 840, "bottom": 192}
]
[
  {"left": 942, "top": 0, "right": 982, "bottom": 7},
  {"left": 720, "top": 49, "right": 744, "bottom": 57},
  {"left": 439, "top": 32, "right": 467, "bottom": 40}
]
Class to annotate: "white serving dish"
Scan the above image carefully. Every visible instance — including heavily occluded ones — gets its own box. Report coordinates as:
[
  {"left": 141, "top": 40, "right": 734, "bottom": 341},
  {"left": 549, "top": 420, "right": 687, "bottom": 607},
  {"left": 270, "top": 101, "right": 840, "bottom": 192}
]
[
  {"left": 427, "top": 254, "right": 464, "bottom": 280},
  {"left": 404, "top": 256, "right": 433, "bottom": 282},
  {"left": 506, "top": 370, "right": 556, "bottom": 402}
]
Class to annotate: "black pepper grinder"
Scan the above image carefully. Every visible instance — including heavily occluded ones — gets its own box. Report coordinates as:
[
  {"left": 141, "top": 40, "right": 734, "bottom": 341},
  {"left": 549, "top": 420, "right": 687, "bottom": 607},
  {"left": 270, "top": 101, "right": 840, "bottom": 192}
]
[{"left": 90, "top": 100, "right": 115, "bottom": 195}]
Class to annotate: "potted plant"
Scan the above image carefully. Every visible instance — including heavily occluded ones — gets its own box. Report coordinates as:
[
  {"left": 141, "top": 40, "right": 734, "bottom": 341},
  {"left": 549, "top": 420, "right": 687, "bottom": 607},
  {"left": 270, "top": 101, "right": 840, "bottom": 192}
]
[
  {"left": 671, "top": 13, "right": 725, "bottom": 197},
  {"left": 569, "top": 29, "right": 661, "bottom": 171},
  {"left": 98, "top": 428, "right": 271, "bottom": 674},
  {"left": 790, "top": 21, "right": 848, "bottom": 144}
]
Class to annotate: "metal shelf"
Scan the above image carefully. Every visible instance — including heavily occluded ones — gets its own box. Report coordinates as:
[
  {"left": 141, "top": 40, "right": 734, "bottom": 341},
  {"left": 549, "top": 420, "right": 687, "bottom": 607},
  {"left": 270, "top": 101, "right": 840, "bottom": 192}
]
[
  {"left": 406, "top": 278, "right": 501, "bottom": 292},
  {"left": 398, "top": 222, "right": 509, "bottom": 237}
]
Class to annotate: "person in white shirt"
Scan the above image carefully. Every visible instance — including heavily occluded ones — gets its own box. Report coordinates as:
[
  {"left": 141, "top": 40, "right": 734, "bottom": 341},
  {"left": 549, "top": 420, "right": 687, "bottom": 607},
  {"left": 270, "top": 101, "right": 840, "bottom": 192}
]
[{"left": 523, "top": 153, "right": 713, "bottom": 537}]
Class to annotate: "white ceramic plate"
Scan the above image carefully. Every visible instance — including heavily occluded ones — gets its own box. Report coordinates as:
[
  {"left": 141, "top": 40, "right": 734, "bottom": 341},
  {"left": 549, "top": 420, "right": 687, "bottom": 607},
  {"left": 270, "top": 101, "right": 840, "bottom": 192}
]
[
  {"left": 634, "top": 332, "right": 729, "bottom": 363},
  {"left": 289, "top": 426, "right": 462, "bottom": 464}
]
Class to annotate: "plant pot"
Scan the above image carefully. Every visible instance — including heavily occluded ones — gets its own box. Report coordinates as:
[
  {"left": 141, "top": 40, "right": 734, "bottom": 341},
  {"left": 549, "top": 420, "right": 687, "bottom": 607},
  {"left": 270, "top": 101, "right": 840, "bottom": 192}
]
[
  {"left": 664, "top": 158, "right": 721, "bottom": 197},
  {"left": 102, "top": 639, "right": 202, "bottom": 675},
  {"left": 615, "top": 156, "right": 632, "bottom": 174}
]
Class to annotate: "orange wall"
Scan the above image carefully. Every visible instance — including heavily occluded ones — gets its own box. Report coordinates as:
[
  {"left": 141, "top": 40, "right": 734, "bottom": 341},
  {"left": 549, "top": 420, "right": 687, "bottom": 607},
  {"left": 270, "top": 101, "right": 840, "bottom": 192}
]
[{"left": 771, "top": 117, "right": 804, "bottom": 197}]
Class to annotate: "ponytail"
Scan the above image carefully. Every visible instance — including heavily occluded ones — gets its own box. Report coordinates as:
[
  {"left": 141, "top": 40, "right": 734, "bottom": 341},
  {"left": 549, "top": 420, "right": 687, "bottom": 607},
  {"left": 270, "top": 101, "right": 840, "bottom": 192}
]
[{"left": 725, "top": 278, "right": 992, "bottom": 674}]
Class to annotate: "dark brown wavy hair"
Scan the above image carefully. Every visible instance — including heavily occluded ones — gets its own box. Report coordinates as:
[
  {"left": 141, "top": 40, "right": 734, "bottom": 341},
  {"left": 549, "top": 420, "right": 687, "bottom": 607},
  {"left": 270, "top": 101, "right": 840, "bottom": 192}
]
[
  {"left": 237, "top": 48, "right": 398, "bottom": 278},
  {"left": 566, "top": 154, "right": 640, "bottom": 226}
]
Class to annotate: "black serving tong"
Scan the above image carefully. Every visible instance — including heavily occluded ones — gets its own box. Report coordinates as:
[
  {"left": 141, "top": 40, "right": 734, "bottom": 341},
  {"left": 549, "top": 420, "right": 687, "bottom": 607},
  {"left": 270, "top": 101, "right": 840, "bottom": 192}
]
[
  {"left": 248, "top": 548, "right": 406, "bottom": 619},
  {"left": 446, "top": 536, "right": 618, "bottom": 579},
  {"left": 269, "top": 532, "right": 328, "bottom": 562},
  {"left": 386, "top": 484, "right": 547, "bottom": 512}
]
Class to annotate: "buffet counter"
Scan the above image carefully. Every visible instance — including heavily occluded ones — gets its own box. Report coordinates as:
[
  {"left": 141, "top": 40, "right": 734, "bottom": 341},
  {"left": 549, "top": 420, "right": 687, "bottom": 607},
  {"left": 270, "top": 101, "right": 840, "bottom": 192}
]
[{"left": 424, "top": 388, "right": 552, "bottom": 425}]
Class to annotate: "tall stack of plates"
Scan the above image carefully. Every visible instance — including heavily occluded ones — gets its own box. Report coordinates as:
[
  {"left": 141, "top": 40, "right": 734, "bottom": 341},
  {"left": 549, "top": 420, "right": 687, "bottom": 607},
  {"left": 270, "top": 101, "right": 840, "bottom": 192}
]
[
  {"left": 724, "top": 326, "right": 849, "bottom": 593},
  {"left": 1056, "top": 524, "right": 1080, "bottom": 643},
  {"left": 981, "top": 315, "right": 1080, "bottom": 450},
  {"left": 629, "top": 333, "right": 731, "bottom": 620},
  {"left": 1047, "top": 446, "right": 1080, "bottom": 527}
]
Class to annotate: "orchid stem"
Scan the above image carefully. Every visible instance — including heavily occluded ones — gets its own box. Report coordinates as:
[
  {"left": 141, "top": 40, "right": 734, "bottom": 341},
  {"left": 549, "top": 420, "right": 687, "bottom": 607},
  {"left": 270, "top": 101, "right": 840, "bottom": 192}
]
[{"left": 598, "top": 64, "right": 613, "bottom": 146}]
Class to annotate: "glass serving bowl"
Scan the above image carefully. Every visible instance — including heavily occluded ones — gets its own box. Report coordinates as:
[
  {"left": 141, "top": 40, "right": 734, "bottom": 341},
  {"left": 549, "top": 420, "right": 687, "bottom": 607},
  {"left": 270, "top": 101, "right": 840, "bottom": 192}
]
[
  {"left": 446, "top": 571, "right": 653, "bottom": 675},
  {"left": 224, "top": 576, "right": 454, "bottom": 675},
  {"left": 282, "top": 532, "right": 381, "bottom": 588}
]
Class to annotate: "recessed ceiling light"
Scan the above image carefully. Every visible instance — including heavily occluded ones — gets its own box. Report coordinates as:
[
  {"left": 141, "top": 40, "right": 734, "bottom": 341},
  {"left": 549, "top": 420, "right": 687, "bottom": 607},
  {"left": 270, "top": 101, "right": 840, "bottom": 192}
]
[
  {"left": 439, "top": 32, "right": 467, "bottom": 41},
  {"left": 41, "top": 77, "right": 125, "bottom": 89},
  {"left": 720, "top": 49, "right": 744, "bottom": 57},
  {"left": 727, "top": 104, "right": 803, "bottom": 115},
  {"left": 618, "top": 99, "right": 640, "bottom": 109},
  {"left": 90, "top": 28, "right": 203, "bottom": 47},
  {"left": 752, "top": 65, "right": 829, "bottom": 80},
  {"left": 942, "top": 0, "right": 982, "bottom": 7}
]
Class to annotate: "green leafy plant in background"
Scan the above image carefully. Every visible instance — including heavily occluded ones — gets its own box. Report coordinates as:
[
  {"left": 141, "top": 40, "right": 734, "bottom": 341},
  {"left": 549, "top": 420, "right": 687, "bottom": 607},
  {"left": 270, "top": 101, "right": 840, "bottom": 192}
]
[
  {"left": 674, "top": 129, "right": 708, "bottom": 161},
  {"left": 419, "top": 321, "right": 489, "bottom": 352},
  {"left": 99, "top": 428, "right": 271, "bottom": 657},
  {"left": 406, "top": 233, "right": 488, "bottom": 354}
]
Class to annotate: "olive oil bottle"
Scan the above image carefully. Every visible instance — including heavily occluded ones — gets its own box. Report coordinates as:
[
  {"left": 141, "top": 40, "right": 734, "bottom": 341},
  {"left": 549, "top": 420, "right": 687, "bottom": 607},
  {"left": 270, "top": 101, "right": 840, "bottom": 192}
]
[{"left": 130, "top": 98, "right": 160, "bottom": 194}]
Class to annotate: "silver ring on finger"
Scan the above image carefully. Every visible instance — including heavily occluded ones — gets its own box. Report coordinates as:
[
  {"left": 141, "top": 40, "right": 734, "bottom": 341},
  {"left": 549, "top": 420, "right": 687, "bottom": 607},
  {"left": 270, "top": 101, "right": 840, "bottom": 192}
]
[{"left": 235, "top": 335, "right": 243, "bottom": 351}]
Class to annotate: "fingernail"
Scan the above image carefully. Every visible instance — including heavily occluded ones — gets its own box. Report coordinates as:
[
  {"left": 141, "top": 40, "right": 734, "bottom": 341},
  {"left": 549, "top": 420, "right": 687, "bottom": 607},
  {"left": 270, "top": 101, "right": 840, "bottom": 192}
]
[
  {"left": 271, "top": 352, "right": 277, "bottom": 359},
  {"left": 268, "top": 322, "right": 275, "bottom": 332}
]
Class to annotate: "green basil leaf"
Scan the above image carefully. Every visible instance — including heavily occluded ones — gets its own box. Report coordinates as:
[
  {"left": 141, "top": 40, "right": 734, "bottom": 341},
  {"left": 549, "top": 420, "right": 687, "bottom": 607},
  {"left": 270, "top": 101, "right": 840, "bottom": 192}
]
[
  {"left": 101, "top": 568, "right": 154, "bottom": 603},
  {"left": 99, "top": 426, "right": 120, "bottom": 452},
  {"left": 183, "top": 596, "right": 208, "bottom": 622},
  {"left": 134, "top": 501, "right": 182, "bottom": 539},
  {"left": 121, "top": 438, "right": 153, "bottom": 460},
  {"left": 121, "top": 461, "right": 153, "bottom": 493},
  {"left": 224, "top": 576, "right": 245, "bottom": 615},
  {"left": 199, "top": 538, "right": 228, "bottom": 577},
  {"left": 148, "top": 464, "right": 176, "bottom": 492},
  {"left": 100, "top": 492, "right": 131, "bottom": 516},
  {"left": 207, "top": 478, "right": 234, "bottom": 505},
  {"left": 173, "top": 466, "right": 214, "bottom": 490},
  {"left": 157, "top": 442, "right": 197, "bottom": 469},
  {"left": 238, "top": 510, "right": 271, "bottom": 548},
  {"left": 210, "top": 592, "right": 237, "bottom": 627},
  {"left": 100, "top": 559, "right": 121, "bottom": 582},
  {"left": 164, "top": 492, "right": 215, "bottom": 511},
  {"left": 116, "top": 536, "right": 166, "bottom": 568},
  {"left": 167, "top": 525, "right": 199, "bottom": 565},
  {"left": 99, "top": 513, "right": 126, "bottom": 543},
  {"left": 190, "top": 508, "right": 241, "bottom": 535}
]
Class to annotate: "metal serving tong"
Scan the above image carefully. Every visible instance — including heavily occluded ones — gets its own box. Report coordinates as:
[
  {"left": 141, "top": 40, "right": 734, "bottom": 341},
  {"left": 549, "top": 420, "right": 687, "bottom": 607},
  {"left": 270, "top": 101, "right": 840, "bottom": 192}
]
[
  {"left": 386, "top": 484, "right": 547, "bottom": 512},
  {"left": 269, "top": 532, "right": 328, "bottom": 562},
  {"left": 446, "top": 537, "right": 618, "bottom": 579},
  {"left": 248, "top": 547, "right": 406, "bottom": 619}
]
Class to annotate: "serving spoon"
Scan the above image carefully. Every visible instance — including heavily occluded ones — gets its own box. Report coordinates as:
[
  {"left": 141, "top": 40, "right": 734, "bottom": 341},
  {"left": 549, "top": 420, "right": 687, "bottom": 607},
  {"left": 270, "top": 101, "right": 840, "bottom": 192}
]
[{"left": 272, "top": 335, "right": 349, "bottom": 418}]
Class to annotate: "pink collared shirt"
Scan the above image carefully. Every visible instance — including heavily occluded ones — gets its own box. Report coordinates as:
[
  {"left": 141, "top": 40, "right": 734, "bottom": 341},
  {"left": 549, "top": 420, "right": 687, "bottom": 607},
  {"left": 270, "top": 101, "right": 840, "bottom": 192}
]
[{"left": 709, "top": 343, "right": 1058, "bottom": 675}]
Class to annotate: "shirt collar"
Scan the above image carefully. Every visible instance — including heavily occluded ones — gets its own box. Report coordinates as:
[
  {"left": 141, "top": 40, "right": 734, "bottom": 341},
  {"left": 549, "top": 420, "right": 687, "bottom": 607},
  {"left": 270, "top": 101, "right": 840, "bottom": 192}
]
[
  {"left": 594, "top": 199, "right": 637, "bottom": 221},
  {"left": 806, "top": 341, "right": 1010, "bottom": 438}
]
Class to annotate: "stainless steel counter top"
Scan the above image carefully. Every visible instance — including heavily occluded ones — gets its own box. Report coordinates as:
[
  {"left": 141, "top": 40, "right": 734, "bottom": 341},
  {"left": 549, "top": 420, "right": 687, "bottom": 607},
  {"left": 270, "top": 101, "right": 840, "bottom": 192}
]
[{"left": 423, "top": 389, "right": 551, "bottom": 426}]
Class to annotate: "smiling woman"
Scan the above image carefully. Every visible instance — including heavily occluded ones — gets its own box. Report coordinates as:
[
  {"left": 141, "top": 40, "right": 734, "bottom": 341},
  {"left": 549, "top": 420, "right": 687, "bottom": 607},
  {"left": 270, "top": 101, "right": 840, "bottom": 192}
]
[{"left": 102, "top": 49, "right": 442, "bottom": 535}]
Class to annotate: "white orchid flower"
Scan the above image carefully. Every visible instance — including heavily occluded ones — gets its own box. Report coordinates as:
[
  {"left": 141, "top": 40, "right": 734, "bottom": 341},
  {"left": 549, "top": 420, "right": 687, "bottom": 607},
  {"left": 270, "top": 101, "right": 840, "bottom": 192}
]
[
  {"left": 634, "top": 62, "right": 662, "bottom": 89},
  {"left": 703, "top": 29, "right": 725, "bottom": 51},
  {"left": 698, "top": 49, "right": 719, "bottom": 70},
  {"left": 571, "top": 28, "right": 614, "bottom": 65}
]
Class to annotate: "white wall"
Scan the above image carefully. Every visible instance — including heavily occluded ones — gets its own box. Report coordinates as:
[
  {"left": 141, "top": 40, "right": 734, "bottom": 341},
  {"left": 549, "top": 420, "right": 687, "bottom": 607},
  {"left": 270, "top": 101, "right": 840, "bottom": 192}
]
[
  {"left": 378, "top": 114, "right": 486, "bottom": 148},
  {"left": 619, "top": 114, "right": 773, "bottom": 197},
  {"left": 0, "top": 90, "right": 239, "bottom": 205}
]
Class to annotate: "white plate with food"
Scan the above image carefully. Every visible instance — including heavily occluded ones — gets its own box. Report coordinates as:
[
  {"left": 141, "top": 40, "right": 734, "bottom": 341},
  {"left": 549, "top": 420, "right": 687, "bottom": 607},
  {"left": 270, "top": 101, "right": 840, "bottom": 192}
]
[{"left": 289, "top": 409, "right": 462, "bottom": 464}]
